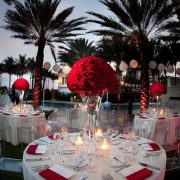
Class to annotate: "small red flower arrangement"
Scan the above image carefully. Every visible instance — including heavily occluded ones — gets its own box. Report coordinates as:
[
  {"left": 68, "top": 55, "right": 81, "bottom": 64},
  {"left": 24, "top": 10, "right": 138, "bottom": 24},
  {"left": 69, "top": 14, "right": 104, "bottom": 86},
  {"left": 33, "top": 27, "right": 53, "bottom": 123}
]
[
  {"left": 150, "top": 82, "right": 167, "bottom": 96},
  {"left": 67, "top": 56, "right": 119, "bottom": 96}
]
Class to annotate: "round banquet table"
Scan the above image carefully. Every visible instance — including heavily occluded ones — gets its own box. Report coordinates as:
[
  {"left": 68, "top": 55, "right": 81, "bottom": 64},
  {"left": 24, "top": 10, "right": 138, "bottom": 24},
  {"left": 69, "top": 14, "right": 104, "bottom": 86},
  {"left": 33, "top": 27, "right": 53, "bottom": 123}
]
[
  {"left": 23, "top": 133, "right": 166, "bottom": 180},
  {"left": 0, "top": 109, "right": 46, "bottom": 145},
  {"left": 134, "top": 113, "right": 180, "bottom": 145}
]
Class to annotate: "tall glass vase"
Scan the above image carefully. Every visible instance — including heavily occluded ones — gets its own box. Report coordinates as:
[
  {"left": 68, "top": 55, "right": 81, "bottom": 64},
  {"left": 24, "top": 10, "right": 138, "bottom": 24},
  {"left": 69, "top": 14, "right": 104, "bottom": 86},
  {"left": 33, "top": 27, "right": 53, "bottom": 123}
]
[{"left": 85, "top": 96, "right": 101, "bottom": 141}]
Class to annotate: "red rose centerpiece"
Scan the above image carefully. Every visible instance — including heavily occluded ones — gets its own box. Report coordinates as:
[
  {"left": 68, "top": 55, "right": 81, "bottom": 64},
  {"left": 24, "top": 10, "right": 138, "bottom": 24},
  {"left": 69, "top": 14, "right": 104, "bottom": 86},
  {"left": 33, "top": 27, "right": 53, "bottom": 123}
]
[
  {"left": 67, "top": 56, "right": 118, "bottom": 136},
  {"left": 150, "top": 82, "right": 167, "bottom": 109},
  {"left": 67, "top": 56, "right": 118, "bottom": 96}
]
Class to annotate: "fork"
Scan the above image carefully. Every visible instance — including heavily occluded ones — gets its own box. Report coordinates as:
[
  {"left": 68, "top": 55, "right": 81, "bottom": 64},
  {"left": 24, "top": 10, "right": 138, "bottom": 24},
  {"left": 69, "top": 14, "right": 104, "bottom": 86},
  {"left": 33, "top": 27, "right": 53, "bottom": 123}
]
[
  {"left": 31, "top": 163, "right": 51, "bottom": 172},
  {"left": 115, "top": 164, "right": 130, "bottom": 172}
]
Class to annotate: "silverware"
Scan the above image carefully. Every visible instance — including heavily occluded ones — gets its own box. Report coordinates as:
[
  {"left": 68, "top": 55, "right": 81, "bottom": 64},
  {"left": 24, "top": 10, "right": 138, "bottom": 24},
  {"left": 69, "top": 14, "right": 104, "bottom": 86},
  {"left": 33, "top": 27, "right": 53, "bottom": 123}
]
[
  {"left": 31, "top": 164, "right": 51, "bottom": 172},
  {"left": 26, "top": 157, "right": 50, "bottom": 162},
  {"left": 115, "top": 164, "right": 130, "bottom": 172},
  {"left": 140, "top": 162, "right": 161, "bottom": 170},
  {"left": 79, "top": 175, "right": 88, "bottom": 180},
  {"left": 39, "top": 139, "right": 53, "bottom": 144},
  {"left": 114, "top": 157, "right": 123, "bottom": 162}
]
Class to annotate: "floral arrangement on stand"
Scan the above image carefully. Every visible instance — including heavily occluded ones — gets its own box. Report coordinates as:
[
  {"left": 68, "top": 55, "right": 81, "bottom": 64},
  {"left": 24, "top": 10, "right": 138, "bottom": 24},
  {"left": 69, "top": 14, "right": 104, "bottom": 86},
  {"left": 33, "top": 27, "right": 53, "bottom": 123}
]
[
  {"left": 67, "top": 55, "right": 119, "bottom": 138},
  {"left": 150, "top": 82, "right": 167, "bottom": 110},
  {"left": 67, "top": 56, "right": 118, "bottom": 96}
]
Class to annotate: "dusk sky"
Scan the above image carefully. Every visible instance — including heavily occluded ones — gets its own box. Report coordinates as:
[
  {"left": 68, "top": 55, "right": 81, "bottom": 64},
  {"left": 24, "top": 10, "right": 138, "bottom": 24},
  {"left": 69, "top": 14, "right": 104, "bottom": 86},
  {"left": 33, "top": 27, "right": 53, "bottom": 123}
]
[
  {"left": 0, "top": 0, "right": 110, "bottom": 64},
  {"left": 0, "top": 0, "right": 111, "bottom": 88}
]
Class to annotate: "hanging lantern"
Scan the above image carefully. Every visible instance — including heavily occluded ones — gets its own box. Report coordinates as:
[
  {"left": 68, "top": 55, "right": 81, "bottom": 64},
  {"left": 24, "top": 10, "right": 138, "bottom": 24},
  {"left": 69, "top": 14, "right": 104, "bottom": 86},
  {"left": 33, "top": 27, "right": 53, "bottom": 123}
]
[
  {"left": 158, "top": 63, "right": 165, "bottom": 72},
  {"left": 130, "top": 59, "right": 138, "bottom": 69},
  {"left": 53, "top": 64, "right": 60, "bottom": 72},
  {"left": 43, "top": 62, "right": 51, "bottom": 70},
  {"left": 176, "top": 68, "right": 180, "bottom": 75},
  {"left": 62, "top": 65, "right": 71, "bottom": 74},
  {"left": 167, "top": 65, "right": 174, "bottom": 73},
  {"left": 149, "top": 61, "right": 157, "bottom": 69},
  {"left": 119, "top": 61, "right": 128, "bottom": 72}
]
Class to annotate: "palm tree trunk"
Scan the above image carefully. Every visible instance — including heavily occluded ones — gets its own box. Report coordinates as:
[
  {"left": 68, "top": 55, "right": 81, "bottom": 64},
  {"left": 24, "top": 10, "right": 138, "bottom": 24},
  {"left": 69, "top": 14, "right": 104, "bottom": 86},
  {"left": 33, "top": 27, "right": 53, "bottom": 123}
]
[
  {"left": 33, "top": 41, "right": 45, "bottom": 109},
  {"left": 140, "top": 64, "right": 149, "bottom": 112},
  {"left": 9, "top": 73, "right": 11, "bottom": 90}
]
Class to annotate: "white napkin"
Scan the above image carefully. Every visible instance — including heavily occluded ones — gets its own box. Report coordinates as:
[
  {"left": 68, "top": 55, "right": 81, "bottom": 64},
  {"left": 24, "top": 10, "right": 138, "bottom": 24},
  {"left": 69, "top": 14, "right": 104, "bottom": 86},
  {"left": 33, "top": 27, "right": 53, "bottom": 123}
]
[
  {"left": 141, "top": 144, "right": 153, "bottom": 151},
  {"left": 35, "top": 145, "right": 47, "bottom": 154},
  {"left": 49, "top": 164, "right": 75, "bottom": 179},
  {"left": 120, "top": 164, "right": 144, "bottom": 177}
]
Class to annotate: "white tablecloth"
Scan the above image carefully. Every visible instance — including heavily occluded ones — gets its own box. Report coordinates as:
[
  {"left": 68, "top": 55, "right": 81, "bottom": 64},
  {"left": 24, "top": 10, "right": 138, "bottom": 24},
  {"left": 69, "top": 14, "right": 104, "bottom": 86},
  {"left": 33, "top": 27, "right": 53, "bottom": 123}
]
[
  {"left": 134, "top": 114, "right": 180, "bottom": 145},
  {"left": 23, "top": 135, "right": 166, "bottom": 180},
  {"left": 0, "top": 111, "right": 47, "bottom": 145}
]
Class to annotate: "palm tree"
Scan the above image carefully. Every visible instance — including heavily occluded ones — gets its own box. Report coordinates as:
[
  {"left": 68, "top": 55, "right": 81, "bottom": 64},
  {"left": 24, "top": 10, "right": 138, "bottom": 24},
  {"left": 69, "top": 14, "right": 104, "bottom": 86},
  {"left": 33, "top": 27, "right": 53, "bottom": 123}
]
[
  {"left": 27, "top": 57, "right": 36, "bottom": 89},
  {"left": 0, "top": 63, "right": 5, "bottom": 87},
  {"left": 88, "top": 0, "right": 177, "bottom": 112},
  {"left": 3, "top": 56, "right": 17, "bottom": 90},
  {"left": 14, "top": 54, "right": 29, "bottom": 77},
  {"left": 3, "top": 0, "right": 86, "bottom": 109},
  {"left": 58, "top": 38, "right": 96, "bottom": 66}
]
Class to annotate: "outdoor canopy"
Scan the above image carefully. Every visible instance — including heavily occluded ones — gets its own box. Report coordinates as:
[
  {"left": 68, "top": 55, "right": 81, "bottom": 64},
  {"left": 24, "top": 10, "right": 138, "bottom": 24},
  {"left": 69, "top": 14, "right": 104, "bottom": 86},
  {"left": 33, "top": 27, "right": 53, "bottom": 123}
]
[{"left": 13, "top": 78, "right": 29, "bottom": 91}]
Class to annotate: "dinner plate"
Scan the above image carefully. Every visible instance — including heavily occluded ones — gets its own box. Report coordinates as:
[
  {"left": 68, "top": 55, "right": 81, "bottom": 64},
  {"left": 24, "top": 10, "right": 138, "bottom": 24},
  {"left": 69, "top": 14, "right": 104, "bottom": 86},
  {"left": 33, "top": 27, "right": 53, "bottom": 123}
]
[
  {"left": 61, "top": 149, "right": 75, "bottom": 155},
  {"left": 64, "top": 157, "right": 87, "bottom": 168}
]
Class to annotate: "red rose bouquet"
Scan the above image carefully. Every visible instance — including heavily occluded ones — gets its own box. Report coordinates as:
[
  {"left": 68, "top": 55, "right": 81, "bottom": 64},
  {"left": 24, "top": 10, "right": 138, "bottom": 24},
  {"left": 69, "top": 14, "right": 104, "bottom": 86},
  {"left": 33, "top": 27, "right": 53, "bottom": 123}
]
[
  {"left": 150, "top": 82, "right": 167, "bottom": 96},
  {"left": 67, "top": 56, "right": 119, "bottom": 96}
]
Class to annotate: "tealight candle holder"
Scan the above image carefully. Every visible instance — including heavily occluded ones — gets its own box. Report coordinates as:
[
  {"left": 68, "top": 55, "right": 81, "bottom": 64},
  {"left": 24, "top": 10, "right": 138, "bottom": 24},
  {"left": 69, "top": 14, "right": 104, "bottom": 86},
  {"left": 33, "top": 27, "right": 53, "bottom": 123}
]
[
  {"left": 75, "top": 136, "right": 83, "bottom": 146},
  {"left": 98, "top": 138, "right": 110, "bottom": 158},
  {"left": 95, "top": 128, "right": 103, "bottom": 141}
]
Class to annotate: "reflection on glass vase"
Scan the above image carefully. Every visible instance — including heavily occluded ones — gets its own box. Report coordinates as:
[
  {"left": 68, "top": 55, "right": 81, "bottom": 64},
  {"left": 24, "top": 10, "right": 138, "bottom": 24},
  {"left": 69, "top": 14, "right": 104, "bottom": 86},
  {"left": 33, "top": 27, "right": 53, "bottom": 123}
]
[{"left": 85, "top": 96, "right": 101, "bottom": 141}]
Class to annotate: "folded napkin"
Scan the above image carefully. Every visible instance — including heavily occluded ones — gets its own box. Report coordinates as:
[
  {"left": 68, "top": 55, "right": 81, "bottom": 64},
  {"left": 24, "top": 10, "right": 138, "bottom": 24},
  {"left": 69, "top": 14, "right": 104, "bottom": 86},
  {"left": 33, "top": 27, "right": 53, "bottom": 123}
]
[
  {"left": 148, "top": 143, "right": 160, "bottom": 151},
  {"left": 142, "top": 143, "right": 160, "bottom": 151},
  {"left": 19, "top": 114, "right": 27, "bottom": 117},
  {"left": 139, "top": 116, "right": 147, "bottom": 119},
  {"left": 34, "top": 113, "right": 41, "bottom": 116},
  {"left": 26, "top": 144, "right": 47, "bottom": 154},
  {"left": 158, "top": 117, "right": 165, "bottom": 120},
  {"left": 121, "top": 164, "right": 153, "bottom": 180},
  {"left": 172, "top": 115, "right": 179, "bottom": 117},
  {"left": 3, "top": 113, "right": 10, "bottom": 115},
  {"left": 48, "top": 134, "right": 63, "bottom": 140},
  {"left": 39, "top": 164, "right": 74, "bottom": 180},
  {"left": 26, "top": 145, "right": 38, "bottom": 154}
]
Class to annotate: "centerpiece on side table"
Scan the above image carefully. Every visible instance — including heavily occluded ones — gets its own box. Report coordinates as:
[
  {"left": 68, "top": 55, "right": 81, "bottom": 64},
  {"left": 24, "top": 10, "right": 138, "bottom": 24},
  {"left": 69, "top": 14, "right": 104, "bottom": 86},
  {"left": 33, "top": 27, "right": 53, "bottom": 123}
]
[
  {"left": 150, "top": 82, "right": 167, "bottom": 110},
  {"left": 67, "top": 56, "right": 118, "bottom": 139}
]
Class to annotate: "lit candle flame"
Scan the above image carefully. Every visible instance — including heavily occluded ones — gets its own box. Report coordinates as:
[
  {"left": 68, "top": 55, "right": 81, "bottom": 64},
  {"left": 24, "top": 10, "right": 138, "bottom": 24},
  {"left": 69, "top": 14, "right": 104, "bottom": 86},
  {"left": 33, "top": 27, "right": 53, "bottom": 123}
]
[
  {"left": 95, "top": 128, "right": 103, "bottom": 137},
  {"left": 100, "top": 138, "right": 110, "bottom": 150},
  {"left": 75, "top": 136, "right": 83, "bottom": 145}
]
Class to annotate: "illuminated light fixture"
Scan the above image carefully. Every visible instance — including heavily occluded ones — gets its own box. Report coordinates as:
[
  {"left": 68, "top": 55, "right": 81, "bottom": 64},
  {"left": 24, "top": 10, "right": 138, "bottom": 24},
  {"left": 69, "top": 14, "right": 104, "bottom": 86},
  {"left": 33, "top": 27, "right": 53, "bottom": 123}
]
[
  {"left": 176, "top": 68, "right": 180, "bottom": 75},
  {"left": 149, "top": 61, "right": 157, "bottom": 69},
  {"left": 167, "top": 65, "right": 174, "bottom": 73},
  {"left": 130, "top": 59, "right": 138, "bottom": 69},
  {"left": 53, "top": 64, "right": 60, "bottom": 72},
  {"left": 43, "top": 62, "right": 51, "bottom": 70},
  {"left": 62, "top": 65, "right": 71, "bottom": 74},
  {"left": 158, "top": 63, "right": 165, "bottom": 72},
  {"left": 119, "top": 61, "right": 128, "bottom": 72}
]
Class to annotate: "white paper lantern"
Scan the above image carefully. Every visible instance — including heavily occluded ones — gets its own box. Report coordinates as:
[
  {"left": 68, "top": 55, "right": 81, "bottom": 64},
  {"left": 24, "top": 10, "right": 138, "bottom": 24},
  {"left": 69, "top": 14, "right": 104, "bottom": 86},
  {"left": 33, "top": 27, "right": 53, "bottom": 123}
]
[
  {"left": 167, "top": 65, "right": 174, "bottom": 73},
  {"left": 176, "top": 68, "right": 180, "bottom": 75},
  {"left": 130, "top": 59, "right": 138, "bottom": 69},
  {"left": 119, "top": 61, "right": 128, "bottom": 72},
  {"left": 149, "top": 61, "right": 157, "bottom": 69},
  {"left": 53, "top": 64, "right": 60, "bottom": 72},
  {"left": 158, "top": 63, "right": 165, "bottom": 72},
  {"left": 43, "top": 62, "right": 51, "bottom": 70},
  {"left": 62, "top": 65, "right": 71, "bottom": 74}
]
